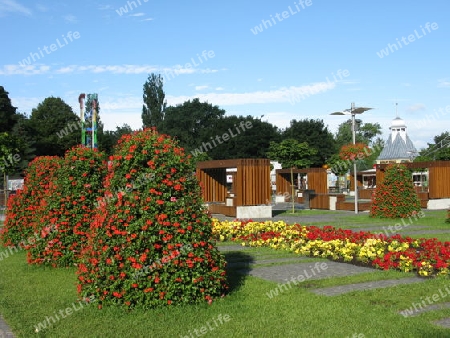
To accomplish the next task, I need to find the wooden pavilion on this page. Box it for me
[196,159,271,217]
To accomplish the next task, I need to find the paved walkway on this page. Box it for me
[311,277,426,296]
[0,315,14,338]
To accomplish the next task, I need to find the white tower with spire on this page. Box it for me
[376,103,417,164]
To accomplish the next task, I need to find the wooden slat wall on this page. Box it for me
[209,204,236,217]
[336,201,372,211]
[376,169,385,188]
[349,174,364,191]
[197,159,270,207]
[310,194,330,209]
[275,172,291,195]
[308,171,327,194]
[429,166,450,199]
[359,189,375,200]
[196,168,227,202]
[236,159,271,206]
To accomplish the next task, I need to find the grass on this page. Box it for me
[1,210,450,337]
[276,209,344,216]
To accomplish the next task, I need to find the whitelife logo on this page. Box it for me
[376,22,438,58]
[18,31,81,67]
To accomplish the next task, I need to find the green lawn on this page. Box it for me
[1,210,450,337]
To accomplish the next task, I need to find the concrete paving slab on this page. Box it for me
[236,260,375,284]
[312,277,426,296]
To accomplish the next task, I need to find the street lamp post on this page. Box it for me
[331,103,373,214]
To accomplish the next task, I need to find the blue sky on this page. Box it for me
[1,0,449,150]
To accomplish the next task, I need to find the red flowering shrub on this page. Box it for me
[339,143,370,161]
[77,128,227,309]
[370,164,421,218]
[0,156,61,247]
[26,146,107,267]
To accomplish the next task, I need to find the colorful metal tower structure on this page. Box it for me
[78,93,98,149]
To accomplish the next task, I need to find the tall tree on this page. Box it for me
[267,139,317,169]
[142,73,166,130]
[283,119,335,167]
[335,120,382,149]
[26,97,80,156]
[206,115,281,159]
[415,131,450,161]
[161,98,225,152]
[162,100,280,160]
[0,86,19,132]
[11,113,36,174]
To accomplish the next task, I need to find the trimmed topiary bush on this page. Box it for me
[0,156,61,248]
[77,128,228,309]
[370,164,421,218]
[26,146,107,267]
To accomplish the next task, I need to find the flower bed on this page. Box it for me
[212,219,450,277]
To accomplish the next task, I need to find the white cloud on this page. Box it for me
[35,4,48,12]
[0,64,50,75]
[195,85,209,91]
[63,14,78,23]
[215,87,224,91]
[98,4,112,10]
[437,79,450,88]
[406,103,426,113]
[0,64,223,76]
[10,96,42,114]
[130,12,145,17]
[167,82,336,106]
[263,112,294,130]
[0,0,32,16]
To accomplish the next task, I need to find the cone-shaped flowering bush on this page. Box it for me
[0,156,61,248]
[77,128,227,309]
[370,164,421,218]
[26,146,107,267]
[339,143,370,161]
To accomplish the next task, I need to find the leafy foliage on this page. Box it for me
[162,98,226,151]
[415,131,450,161]
[282,119,335,167]
[25,97,80,156]
[26,147,107,267]
[0,132,21,174]
[267,139,317,169]
[335,120,382,149]
[0,86,19,132]
[370,164,421,218]
[77,128,228,309]
[142,73,167,129]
